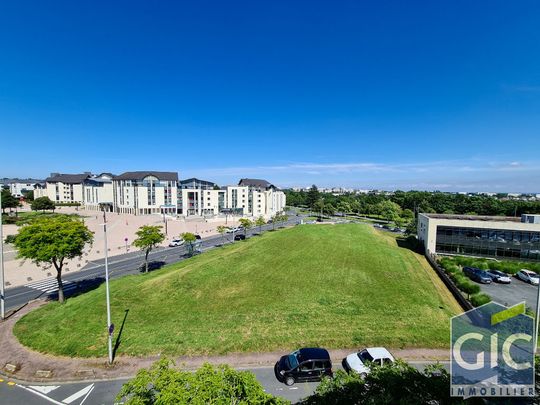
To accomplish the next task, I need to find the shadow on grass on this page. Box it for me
[396,236,423,254]
[48,276,106,301]
[139,261,166,273]
[113,309,129,361]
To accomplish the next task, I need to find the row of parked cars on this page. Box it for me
[274,347,394,386]
[463,266,539,286]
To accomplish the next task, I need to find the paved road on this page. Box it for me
[3,216,303,313]
[0,362,447,404]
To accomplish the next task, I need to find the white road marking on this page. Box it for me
[62,383,95,404]
[15,384,64,405]
[78,385,95,405]
[28,385,60,394]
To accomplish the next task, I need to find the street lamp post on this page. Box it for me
[102,210,113,364]
[0,192,5,320]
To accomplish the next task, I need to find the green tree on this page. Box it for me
[314,198,325,220]
[31,196,56,212]
[181,232,197,256]
[238,218,253,236]
[13,215,93,303]
[255,216,266,234]
[216,225,227,246]
[117,359,288,405]
[133,225,165,273]
[1,189,21,214]
[306,185,320,209]
[22,189,34,201]
[376,200,402,223]
[303,361,462,405]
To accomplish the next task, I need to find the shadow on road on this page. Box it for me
[139,260,166,273]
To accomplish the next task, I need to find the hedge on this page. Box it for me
[470,293,491,307]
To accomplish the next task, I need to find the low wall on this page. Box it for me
[425,251,473,312]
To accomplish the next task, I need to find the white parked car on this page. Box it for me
[516,269,539,285]
[168,238,185,247]
[343,347,395,376]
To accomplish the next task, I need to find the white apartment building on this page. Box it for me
[178,178,286,218]
[42,173,91,203]
[6,180,43,198]
[83,173,114,211]
[112,171,179,216]
[32,171,286,218]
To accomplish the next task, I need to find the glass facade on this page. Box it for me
[436,226,540,261]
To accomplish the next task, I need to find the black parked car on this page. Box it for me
[194,234,202,240]
[463,266,492,284]
[234,234,246,241]
[274,348,333,386]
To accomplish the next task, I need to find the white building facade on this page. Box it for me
[112,171,179,216]
[418,213,540,261]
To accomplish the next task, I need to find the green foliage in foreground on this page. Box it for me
[117,359,288,405]
[14,224,460,357]
[303,361,471,405]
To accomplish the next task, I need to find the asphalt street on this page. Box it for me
[0,362,448,404]
[479,275,539,310]
[3,216,303,313]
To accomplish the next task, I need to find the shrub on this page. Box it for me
[118,360,287,404]
[470,293,491,307]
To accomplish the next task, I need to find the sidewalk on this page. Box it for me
[0,300,450,384]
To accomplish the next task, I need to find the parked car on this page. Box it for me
[463,267,492,284]
[194,234,202,240]
[274,348,332,386]
[234,234,246,241]
[516,269,540,285]
[168,238,184,247]
[486,269,512,284]
[342,347,395,376]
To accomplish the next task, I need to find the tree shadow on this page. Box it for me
[139,260,166,273]
[48,276,106,300]
[112,309,129,361]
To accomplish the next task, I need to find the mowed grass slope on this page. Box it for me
[14,224,461,357]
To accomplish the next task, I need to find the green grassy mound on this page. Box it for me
[14,224,461,357]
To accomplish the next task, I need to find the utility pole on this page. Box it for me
[0,192,5,320]
[102,210,113,364]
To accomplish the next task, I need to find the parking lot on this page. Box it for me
[479,276,539,311]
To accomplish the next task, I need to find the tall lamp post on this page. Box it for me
[0,192,5,320]
[102,209,113,364]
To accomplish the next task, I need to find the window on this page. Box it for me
[314,361,326,370]
[300,362,313,372]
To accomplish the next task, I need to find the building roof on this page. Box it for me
[45,173,92,184]
[179,177,216,187]
[114,171,179,181]
[420,213,522,223]
[238,178,275,189]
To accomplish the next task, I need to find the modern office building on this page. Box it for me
[418,213,540,261]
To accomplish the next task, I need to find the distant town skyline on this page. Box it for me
[1,1,539,192]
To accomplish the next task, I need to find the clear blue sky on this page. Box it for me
[1,1,539,192]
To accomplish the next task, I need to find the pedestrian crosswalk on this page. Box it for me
[24,278,77,294]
